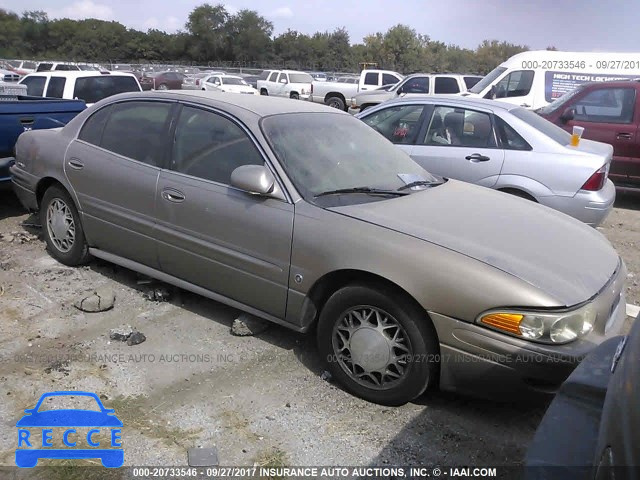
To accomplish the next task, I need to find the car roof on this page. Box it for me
[380,94,519,111]
[108,90,338,116]
[24,71,137,79]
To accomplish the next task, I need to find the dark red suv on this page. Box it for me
[537,80,640,193]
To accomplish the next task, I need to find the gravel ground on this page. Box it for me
[0,190,638,473]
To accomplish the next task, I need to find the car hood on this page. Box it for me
[329,180,619,306]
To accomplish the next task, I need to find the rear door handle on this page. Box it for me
[161,189,185,203]
[465,154,491,162]
[616,132,632,140]
[68,159,84,170]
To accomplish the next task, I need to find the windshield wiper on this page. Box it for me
[315,187,409,198]
[397,180,445,191]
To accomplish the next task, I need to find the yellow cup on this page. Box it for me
[571,126,585,147]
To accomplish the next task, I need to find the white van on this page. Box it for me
[463,51,640,109]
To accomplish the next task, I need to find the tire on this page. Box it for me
[260,89,268,96]
[326,96,345,111]
[290,92,300,100]
[157,84,168,90]
[41,185,90,266]
[317,283,439,406]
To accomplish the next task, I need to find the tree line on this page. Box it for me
[0,3,543,74]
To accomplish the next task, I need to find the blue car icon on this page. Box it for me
[16,391,123,468]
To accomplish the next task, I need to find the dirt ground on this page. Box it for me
[0,189,638,473]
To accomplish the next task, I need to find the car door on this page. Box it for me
[274,72,288,97]
[562,86,638,187]
[409,105,505,187]
[360,71,380,92]
[64,100,175,268]
[154,104,294,318]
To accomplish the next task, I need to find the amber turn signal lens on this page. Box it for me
[480,313,524,335]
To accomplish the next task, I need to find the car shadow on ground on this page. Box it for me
[615,192,640,211]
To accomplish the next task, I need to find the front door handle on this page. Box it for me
[616,132,632,140]
[520,103,531,108]
[465,153,490,162]
[68,159,84,170]
[161,189,185,203]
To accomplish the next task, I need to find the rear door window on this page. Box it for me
[73,76,141,103]
[100,101,173,166]
[268,72,278,82]
[364,72,379,86]
[20,76,47,96]
[423,106,496,148]
[434,77,460,94]
[46,77,66,98]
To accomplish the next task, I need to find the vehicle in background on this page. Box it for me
[19,71,142,106]
[0,96,86,183]
[336,77,359,83]
[200,75,258,95]
[138,71,184,91]
[109,64,135,72]
[183,73,218,90]
[538,80,640,194]
[463,50,640,110]
[358,95,616,226]
[309,72,328,81]
[5,60,38,76]
[525,311,640,479]
[241,74,261,89]
[309,69,404,111]
[256,70,313,100]
[348,73,483,114]
[10,91,627,406]
[36,62,81,72]
[0,69,21,83]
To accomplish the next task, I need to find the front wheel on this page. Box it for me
[157,83,168,90]
[317,284,439,406]
[260,89,268,96]
[290,92,300,100]
[41,185,90,266]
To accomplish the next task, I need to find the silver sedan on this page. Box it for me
[357,96,616,226]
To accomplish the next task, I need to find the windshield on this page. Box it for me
[261,113,437,203]
[468,66,507,94]
[222,77,246,85]
[289,73,314,84]
[537,85,587,115]
[511,107,572,145]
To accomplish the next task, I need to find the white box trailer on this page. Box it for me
[463,51,640,109]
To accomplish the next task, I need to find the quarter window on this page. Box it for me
[46,77,66,98]
[573,88,636,124]
[423,106,496,148]
[494,70,535,98]
[494,116,532,151]
[434,77,460,94]
[78,105,113,146]
[171,106,264,184]
[362,105,426,145]
[21,76,47,96]
[100,101,172,166]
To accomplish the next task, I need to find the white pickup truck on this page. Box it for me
[309,69,404,111]
[256,70,313,100]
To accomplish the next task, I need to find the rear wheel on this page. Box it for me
[317,284,439,406]
[326,96,345,111]
[41,185,90,266]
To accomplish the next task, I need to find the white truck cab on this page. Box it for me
[464,50,640,110]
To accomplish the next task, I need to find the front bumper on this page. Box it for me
[431,259,627,399]
[539,179,616,227]
[10,162,39,211]
[0,156,15,183]
[348,106,361,115]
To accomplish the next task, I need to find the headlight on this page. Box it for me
[477,303,595,344]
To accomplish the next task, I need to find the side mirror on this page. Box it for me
[230,165,275,195]
[489,85,497,99]
[560,107,575,123]
[396,86,404,95]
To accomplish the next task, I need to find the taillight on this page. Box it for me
[196,79,200,85]
[581,164,608,191]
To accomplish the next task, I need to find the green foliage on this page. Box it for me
[0,4,528,73]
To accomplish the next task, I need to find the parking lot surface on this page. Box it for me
[0,191,638,468]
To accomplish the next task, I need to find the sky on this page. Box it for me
[2,0,639,51]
